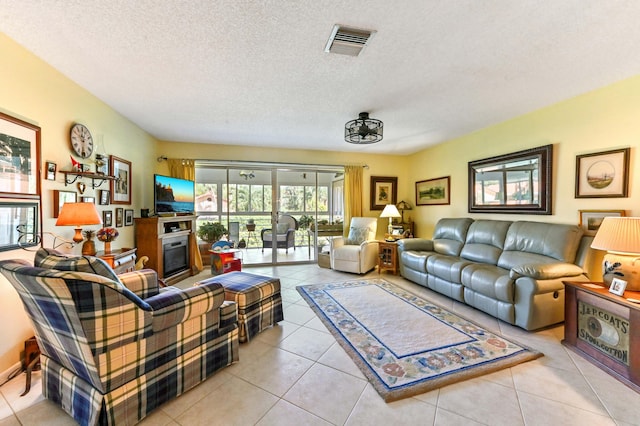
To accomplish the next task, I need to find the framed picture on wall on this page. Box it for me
[53,190,77,218]
[575,148,630,198]
[0,202,39,251]
[115,207,124,227]
[99,190,110,205]
[103,210,113,227]
[579,209,625,236]
[45,161,57,181]
[110,155,132,204]
[0,111,41,198]
[370,176,397,210]
[124,209,134,226]
[416,176,451,206]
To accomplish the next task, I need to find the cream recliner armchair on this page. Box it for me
[330,217,379,274]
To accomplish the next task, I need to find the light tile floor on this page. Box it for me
[2,264,640,425]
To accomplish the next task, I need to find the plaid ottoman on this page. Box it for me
[204,271,284,343]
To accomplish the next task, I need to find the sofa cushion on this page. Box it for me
[432,218,474,256]
[426,254,471,284]
[332,244,363,262]
[500,221,583,265]
[460,220,512,264]
[276,223,289,234]
[461,263,514,303]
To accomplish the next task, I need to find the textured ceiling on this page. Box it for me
[2,1,640,155]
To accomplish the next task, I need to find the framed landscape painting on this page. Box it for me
[370,176,397,210]
[575,148,629,198]
[579,209,625,236]
[416,176,450,206]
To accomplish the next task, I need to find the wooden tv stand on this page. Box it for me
[134,215,197,285]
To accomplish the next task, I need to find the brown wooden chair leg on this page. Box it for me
[21,354,40,396]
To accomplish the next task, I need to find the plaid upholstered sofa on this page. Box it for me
[0,248,239,425]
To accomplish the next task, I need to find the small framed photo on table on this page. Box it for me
[609,278,627,296]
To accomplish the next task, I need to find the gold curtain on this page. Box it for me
[166,159,203,273]
[167,159,196,180]
[343,165,363,236]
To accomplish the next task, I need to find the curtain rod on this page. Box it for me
[156,156,368,170]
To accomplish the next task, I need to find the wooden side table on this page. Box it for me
[378,240,398,275]
[97,247,137,275]
[563,281,640,393]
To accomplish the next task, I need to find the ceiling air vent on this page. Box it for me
[324,25,375,57]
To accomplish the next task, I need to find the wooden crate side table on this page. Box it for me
[97,247,137,275]
[378,240,398,275]
[563,281,640,393]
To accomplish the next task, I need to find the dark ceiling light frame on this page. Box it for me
[344,112,383,144]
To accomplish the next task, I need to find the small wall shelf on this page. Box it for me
[61,171,116,188]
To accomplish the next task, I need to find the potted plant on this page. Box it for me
[246,218,256,232]
[197,222,227,245]
[298,214,313,230]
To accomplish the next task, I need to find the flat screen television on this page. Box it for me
[154,174,195,214]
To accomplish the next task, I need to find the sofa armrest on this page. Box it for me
[330,236,346,250]
[510,263,586,280]
[145,281,225,332]
[118,269,161,299]
[397,238,434,253]
[360,240,379,248]
[360,240,379,257]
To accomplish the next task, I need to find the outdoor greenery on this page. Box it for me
[197,222,227,243]
[195,183,328,214]
[298,214,314,229]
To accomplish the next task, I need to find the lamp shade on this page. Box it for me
[591,217,640,291]
[396,200,412,211]
[591,217,640,254]
[380,204,401,218]
[56,203,103,226]
[56,202,103,245]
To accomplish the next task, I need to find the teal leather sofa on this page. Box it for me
[397,218,591,330]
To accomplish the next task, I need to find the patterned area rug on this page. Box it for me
[297,278,542,402]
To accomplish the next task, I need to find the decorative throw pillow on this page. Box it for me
[345,227,369,245]
[276,223,289,234]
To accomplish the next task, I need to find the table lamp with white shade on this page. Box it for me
[380,204,401,235]
[591,217,640,291]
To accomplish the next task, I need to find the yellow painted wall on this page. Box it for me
[0,33,157,372]
[408,75,639,239]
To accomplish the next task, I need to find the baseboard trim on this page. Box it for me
[0,361,22,385]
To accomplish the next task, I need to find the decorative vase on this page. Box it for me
[82,238,96,256]
[104,241,112,253]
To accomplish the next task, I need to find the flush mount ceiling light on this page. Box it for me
[344,112,383,144]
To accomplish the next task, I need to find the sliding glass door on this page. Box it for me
[195,163,343,266]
